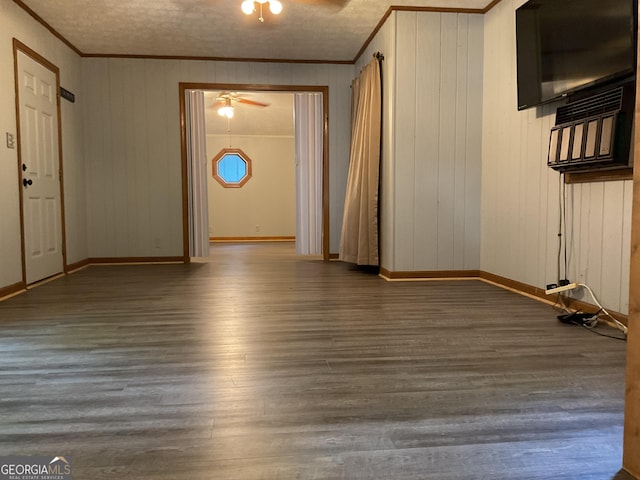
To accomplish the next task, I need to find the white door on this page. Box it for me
[17,50,64,284]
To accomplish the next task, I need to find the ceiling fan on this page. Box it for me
[241,0,347,22]
[211,92,269,118]
[239,0,349,9]
[179,0,349,13]
[293,0,349,7]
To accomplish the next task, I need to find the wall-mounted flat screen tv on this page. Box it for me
[516,0,637,111]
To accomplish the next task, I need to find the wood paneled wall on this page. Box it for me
[481,0,632,314]
[81,58,353,258]
[369,11,484,273]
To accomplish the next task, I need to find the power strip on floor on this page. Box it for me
[545,282,578,295]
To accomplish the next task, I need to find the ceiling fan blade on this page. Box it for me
[235,98,269,107]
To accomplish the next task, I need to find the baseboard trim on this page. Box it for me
[379,268,481,280]
[66,258,91,273]
[0,281,26,302]
[210,236,295,242]
[88,256,185,264]
[376,267,628,325]
[479,271,628,325]
[1,256,187,303]
[479,271,548,299]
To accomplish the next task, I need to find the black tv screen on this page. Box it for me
[516,0,637,110]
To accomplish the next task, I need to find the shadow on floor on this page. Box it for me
[611,470,637,480]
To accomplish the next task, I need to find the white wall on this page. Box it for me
[0,0,86,291]
[361,10,484,273]
[207,135,295,238]
[481,0,632,314]
[81,58,353,257]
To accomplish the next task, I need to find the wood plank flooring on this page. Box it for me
[0,243,631,479]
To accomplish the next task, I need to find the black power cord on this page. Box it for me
[579,322,627,341]
[556,173,570,285]
[557,311,627,341]
[557,311,597,326]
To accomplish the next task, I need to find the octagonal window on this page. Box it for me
[212,148,252,188]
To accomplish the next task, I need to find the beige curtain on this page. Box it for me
[339,57,382,265]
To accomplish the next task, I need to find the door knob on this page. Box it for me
[23,178,33,187]
[22,164,27,171]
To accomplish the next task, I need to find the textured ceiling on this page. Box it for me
[17,0,495,62]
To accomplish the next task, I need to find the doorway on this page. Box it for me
[204,90,296,243]
[179,83,330,260]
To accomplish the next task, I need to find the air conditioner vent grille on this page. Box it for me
[555,87,623,125]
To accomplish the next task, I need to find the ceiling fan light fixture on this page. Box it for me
[269,0,283,15]
[241,0,282,21]
[218,106,234,118]
[241,0,255,14]
[218,103,235,119]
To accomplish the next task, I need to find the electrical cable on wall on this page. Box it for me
[559,173,569,280]
[556,173,570,284]
[550,172,627,339]
[557,174,563,282]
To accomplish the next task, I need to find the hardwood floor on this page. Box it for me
[0,243,630,479]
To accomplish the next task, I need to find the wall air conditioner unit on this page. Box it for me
[547,82,635,173]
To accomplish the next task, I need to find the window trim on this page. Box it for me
[212,148,253,188]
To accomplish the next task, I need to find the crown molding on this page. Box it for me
[14,0,503,65]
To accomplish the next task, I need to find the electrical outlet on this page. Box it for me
[6,133,15,149]
[255,225,260,232]
[153,238,161,249]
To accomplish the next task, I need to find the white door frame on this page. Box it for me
[13,39,67,285]
[178,82,330,261]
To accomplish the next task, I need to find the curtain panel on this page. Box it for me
[339,58,382,266]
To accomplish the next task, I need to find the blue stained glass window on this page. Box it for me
[218,154,247,183]
[212,148,252,188]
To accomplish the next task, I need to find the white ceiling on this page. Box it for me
[18,0,495,62]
